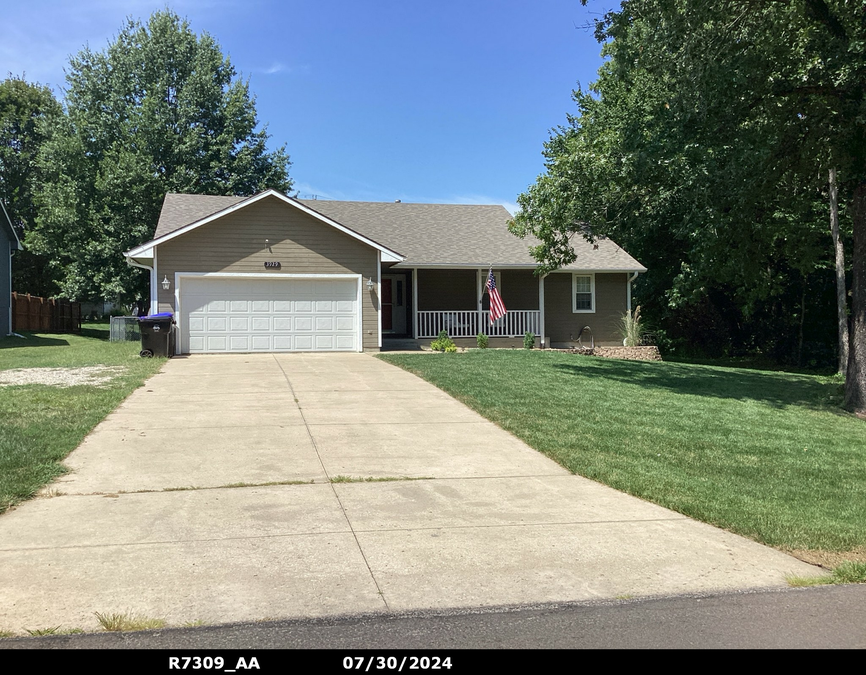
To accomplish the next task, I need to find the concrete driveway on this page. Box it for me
[0,353,821,633]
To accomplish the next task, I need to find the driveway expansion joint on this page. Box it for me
[0,529,362,554]
[272,355,391,612]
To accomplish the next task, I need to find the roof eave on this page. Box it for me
[0,201,22,250]
[390,262,647,272]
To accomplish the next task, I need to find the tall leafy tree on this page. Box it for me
[511,1,866,413]
[29,10,292,306]
[0,77,62,295]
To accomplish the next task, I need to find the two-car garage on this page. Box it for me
[178,275,361,353]
[125,190,403,354]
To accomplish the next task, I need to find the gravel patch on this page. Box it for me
[0,366,127,388]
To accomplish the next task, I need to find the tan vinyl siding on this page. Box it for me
[155,195,379,350]
[416,269,477,311]
[544,272,627,346]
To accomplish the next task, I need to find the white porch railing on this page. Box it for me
[417,310,541,339]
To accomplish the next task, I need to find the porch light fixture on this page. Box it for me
[161,275,170,291]
[366,277,375,291]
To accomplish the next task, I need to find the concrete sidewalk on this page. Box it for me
[0,354,822,634]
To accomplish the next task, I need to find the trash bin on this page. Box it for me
[139,312,175,358]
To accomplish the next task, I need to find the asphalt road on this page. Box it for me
[4,584,865,654]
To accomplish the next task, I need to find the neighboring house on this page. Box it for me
[1,201,23,336]
[125,189,646,354]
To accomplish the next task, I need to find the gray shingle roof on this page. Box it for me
[148,193,645,272]
[154,194,246,239]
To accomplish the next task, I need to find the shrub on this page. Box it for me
[524,332,535,350]
[619,305,644,347]
[476,333,488,349]
[431,330,457,353]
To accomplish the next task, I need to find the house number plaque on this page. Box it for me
[263,262,281,269]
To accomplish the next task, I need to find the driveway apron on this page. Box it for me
[0,354,822,632]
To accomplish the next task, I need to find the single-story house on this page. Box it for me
[124,189,646,354]
[1,201,23,336]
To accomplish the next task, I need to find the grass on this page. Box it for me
[378,350,866,554]
[329,475,432,483]
[788,562,866,587]
[23,626,84,636]
[23,626,61,636]
[161,479,315,492]
[0,324,164,513]
[94,611,166,632]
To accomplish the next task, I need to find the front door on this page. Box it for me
[382,274,407,334]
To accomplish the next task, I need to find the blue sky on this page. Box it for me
[1,0,614,213]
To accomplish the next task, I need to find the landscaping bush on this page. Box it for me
[523,332,535,350]
[476,333,488,349]
[431,330,457,353]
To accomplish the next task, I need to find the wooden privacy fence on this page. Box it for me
[11,293,82,333]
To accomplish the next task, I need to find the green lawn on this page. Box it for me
[0,324,164,512]
[378,350,866,554]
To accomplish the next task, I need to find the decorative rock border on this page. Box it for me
[558,346,663,361]
[594,346,663,361]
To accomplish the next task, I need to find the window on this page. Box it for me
[572,274,595,313]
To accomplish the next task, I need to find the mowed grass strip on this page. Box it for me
[0,325,164,512]
[378,351,866,553]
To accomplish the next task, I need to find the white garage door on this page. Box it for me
[180,276,359,353]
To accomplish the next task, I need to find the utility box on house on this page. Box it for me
[139,313,175,358]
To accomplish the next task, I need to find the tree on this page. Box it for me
[511,1,866,413]
[28,10,292,306]
[0,76,63,295]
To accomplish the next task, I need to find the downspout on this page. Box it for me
[2,200,22,335]
[538,272,546,348]
[7,244,15,336]
[125,254,155,315]
[627,271,639,313]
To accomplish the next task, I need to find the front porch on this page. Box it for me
[380,267,546,345]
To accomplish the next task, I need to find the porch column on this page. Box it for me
[476,268,484,335]
[377,251,382,348]
[412,267,419,339]
[539,273,546,348]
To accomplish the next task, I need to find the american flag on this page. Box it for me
[486,268,507,324]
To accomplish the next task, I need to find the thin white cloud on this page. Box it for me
[1,0,256,90]
[291,183,341,201]
[251,62,309,76]
[289,185,519,213]
[438,194,520,215]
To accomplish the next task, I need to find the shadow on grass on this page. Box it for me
[665,354,836,376]
[552,358,845,412]
[0,334,70,349]
[80,326,109,341]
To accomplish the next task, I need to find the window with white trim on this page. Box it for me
[572,274,595,313]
